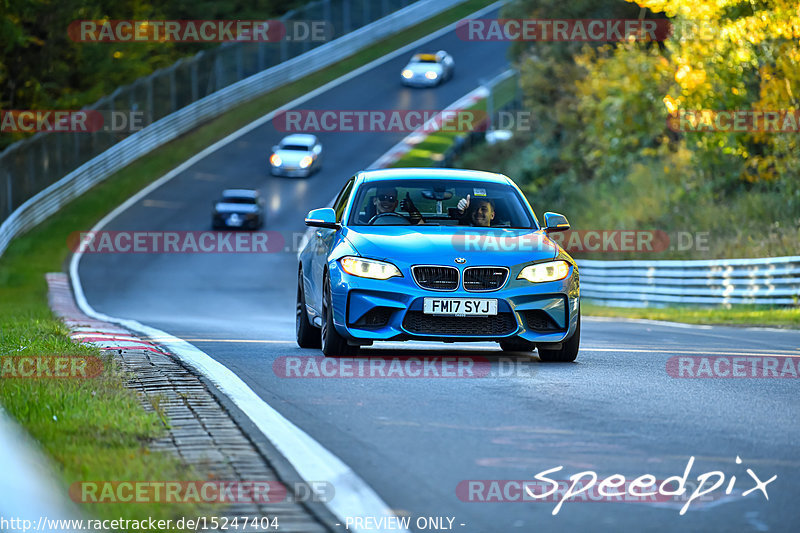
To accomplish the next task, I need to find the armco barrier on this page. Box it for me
[577,256,800,307]
[0,408,84,529]
[0,0,471,258]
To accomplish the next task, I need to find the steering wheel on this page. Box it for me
[368,212,412,225]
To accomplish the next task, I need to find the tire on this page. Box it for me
[499,338,535,353]
[538,313,580,362]
[321,275,358,357]
[296,271,321,348]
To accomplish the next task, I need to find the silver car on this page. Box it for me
[400,51,455,87]
[269,134,323,177]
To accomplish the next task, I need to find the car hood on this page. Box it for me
[274,149,311,163]
[404,62,443,74]
[214,202,259,214]
[342,226,558,266]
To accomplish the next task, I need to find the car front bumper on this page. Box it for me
[401,75,439,87]
[270,165,312,177]
[212,214,261,229]
[327,264,580,345]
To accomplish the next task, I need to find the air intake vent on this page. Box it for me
[412,266,459,291]
[523,310,565,332]
[402,312,517,336]
[463,267,509,291]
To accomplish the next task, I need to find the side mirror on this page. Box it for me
[544,212,570,233]
[305,207,340,230]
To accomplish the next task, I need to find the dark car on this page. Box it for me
[212,189,264,230]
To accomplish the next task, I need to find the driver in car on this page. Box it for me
[371,186,423,224]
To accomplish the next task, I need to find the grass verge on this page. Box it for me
[0,0,497,522]
[0,319,211,523]
[583,302,799,328]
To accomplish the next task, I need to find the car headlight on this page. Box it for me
[299,155,313,168]
[270,154,282,166]
[425,71,438,80]
[402,69,413,79]
[340,257,402,280]
[517,260,570,283]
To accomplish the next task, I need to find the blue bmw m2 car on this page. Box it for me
[296,168,580,361]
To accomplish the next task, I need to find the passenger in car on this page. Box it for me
[456,194,496,227]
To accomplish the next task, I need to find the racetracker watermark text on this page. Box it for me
[70,480,334,503]
[1,356,103,379]
[69,231,286,253]
[456,19,670,41]
[274,356,542,378]
[69,230,713,254]
[667,110,800,133]
[667,356,800,378]
[68,20,332,43]
[1,110,146,133]
[451,230,709,254]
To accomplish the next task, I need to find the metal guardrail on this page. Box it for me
[0,408,85,530]
[577,256,800,307]
[0,0,466,258]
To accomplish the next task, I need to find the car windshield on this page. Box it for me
[348,179,537,228]
[220,197,256,204]
[280,144,311,151]
[412,54,438,63]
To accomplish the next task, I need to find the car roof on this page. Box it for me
[412,53,439,61]
[357,168,513,186]
[221,189,258,198]
[280,133,317,145]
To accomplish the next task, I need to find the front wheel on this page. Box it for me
[537,313,580,363]
[321,276,359,357]
[296,271,321,348]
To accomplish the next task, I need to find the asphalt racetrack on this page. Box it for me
[77,12,800,533]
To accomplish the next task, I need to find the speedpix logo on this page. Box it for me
[458,456,776,515]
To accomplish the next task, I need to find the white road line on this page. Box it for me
[585,315,799,333]
[69,3,506,531]
[584,316,714,329]
[581,348,800,358]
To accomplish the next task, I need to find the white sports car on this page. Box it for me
[269,134,323,177]
[400,51,455,87]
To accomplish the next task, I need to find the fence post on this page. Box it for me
[27,147,36,201]
[146,76,154,123]
[257,41,266,71]
[55,132,63,179]
[342,0,351,34]
[5,171,12,218]
[323,0,332,26]
[215,53,224,92]
[236,44,244,81]
[191,57,199,102]
[170,66,177,112]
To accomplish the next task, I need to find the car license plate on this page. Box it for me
[423,298,497,316]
